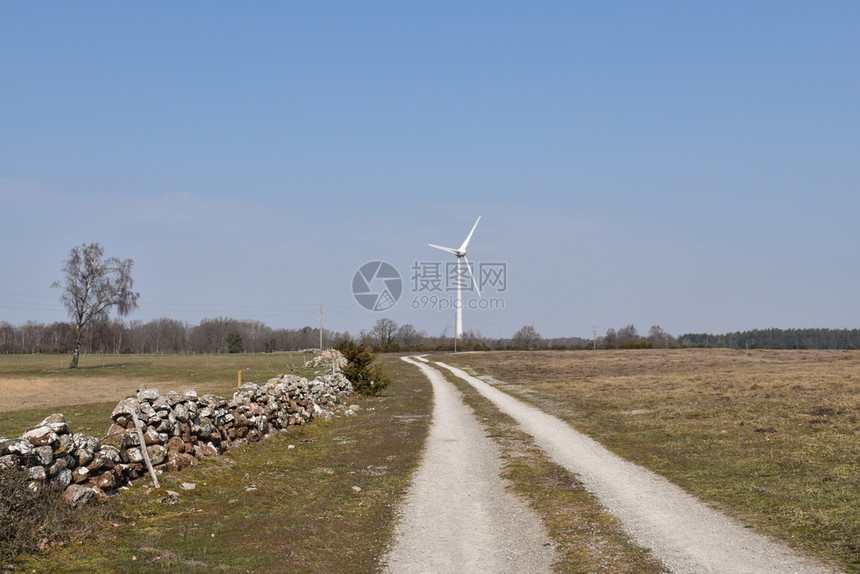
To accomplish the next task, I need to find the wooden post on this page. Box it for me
[238,370,242,388]
[130,408,159,489]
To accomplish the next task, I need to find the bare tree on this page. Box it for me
[648,325,676,348]
[85,317,128,354]
[370,318,399,350]
[44,321,75,353]
[397,323,418,347]
[20,320,45,354]
[239,320,270,353]
[53,243,139,368]
[603,328,617,348]
[616,324,640,346]
[0,321,16,353]
[512,324,540,349]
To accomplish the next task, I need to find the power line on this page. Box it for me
[0,292,58,299]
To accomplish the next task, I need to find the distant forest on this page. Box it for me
[0,316,587,355]
[677,328,860,350]
[0,317,342,355]
[2,318,859,354]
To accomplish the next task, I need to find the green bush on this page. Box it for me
[336,340,390,396]
[225,330,244,353]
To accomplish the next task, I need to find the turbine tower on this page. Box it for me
[429,216,481,339]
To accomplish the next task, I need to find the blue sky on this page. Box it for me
[2,2,859,339]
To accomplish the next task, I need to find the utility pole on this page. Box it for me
[318,304,324,351]
[592,325,599,350]
[529,322,535,351]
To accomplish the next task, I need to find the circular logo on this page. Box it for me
[352,261,402,311]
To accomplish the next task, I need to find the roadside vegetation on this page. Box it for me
[0,465,114,562]
[1,353,431,572]
[337,340,391,396]
[442,348,859,573]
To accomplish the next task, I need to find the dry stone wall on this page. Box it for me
[0,372,353,507]
[304,349,348,370]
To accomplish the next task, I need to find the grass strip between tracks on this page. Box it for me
[431,359,669,574]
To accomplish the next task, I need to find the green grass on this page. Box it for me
[3,354,432,573]
[0,403,117,438]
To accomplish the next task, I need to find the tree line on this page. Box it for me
[677,328,860,350]
[4,318,860,355]
[0,317,347,355]
[355,319,677,352]
[0,317,650,355]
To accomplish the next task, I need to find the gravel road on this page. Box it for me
[382,357,557,574]
[434,360,840,574]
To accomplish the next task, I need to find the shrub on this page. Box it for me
[225,330,244,353]
[0,466,86,561]
[336,340,390,396]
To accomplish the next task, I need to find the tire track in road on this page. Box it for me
[382,357,556,574]
[435,360,839,574]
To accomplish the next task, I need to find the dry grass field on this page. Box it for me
[0,353,318,438]
[442,348,860,573]
[0,353,314,412]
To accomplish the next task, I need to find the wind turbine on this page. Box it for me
[429,216,481,339]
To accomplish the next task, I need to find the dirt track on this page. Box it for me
[383,357,556,574]
[432,359,839,574]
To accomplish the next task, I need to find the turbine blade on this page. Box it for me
[428,243,458,255]
[458,216,482,253]
[463,255,481,297]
